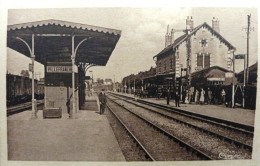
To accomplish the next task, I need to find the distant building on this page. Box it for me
[237,62,258,86]
[236,62,258,109]
[104,78,113,85]
[37,78,45,95]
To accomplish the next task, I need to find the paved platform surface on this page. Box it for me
[112,92,255,126]
[7,108,125,161]
[81,94,99,111]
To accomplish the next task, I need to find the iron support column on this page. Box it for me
[232,50,235,108]
[31,34,37,119]
[71,35,76,119]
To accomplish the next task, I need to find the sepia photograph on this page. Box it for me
[1,2,260,166]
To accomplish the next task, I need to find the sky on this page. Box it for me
[7,8,258,82]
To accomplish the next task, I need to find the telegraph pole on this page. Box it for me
[246,14,251,85]
[186,28,191,102]
[242,14,253,108]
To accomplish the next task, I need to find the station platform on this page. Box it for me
[7,97,125,161]
[112,92,255,127]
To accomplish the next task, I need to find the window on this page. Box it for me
[170,58,173,70]
[197,53,210,69]
[197,54,203,67]
[204,54,210,68]
[158,62,161,73]
[164,60,167,72]
[199,39,208,47]
[176,51,179,59]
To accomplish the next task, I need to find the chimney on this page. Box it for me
[165,25,173,47]
[186,16,194,30]
[170,29,174,44]
[212,17,220,33]
[165,25,169,47]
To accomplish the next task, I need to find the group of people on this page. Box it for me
[184,87,228,105]
[80,86,230,116]
[163,87,230,108]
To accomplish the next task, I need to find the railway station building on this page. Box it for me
[7,19,121,118]
[151,16,236,102]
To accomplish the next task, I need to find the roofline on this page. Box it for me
[238,62,258,75]
[7,19,121,36]
[191,65,230,76]
[154,22,236,59]
[199,22,236,50]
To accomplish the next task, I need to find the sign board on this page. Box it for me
[235,54,245,59]
[207,77,225,81]
[29,64,33,72]
[47,66,72,73]
[85,76,91,80]
[165,77,173,80]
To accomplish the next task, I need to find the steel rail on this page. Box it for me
[108,92,254,136]
[7,101,44,116]
[138,99,254,134]
[108,93,253,152]
[106,104,155,161]
[107,96,213,160]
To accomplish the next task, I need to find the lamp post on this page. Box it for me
[232,50,236,108]
[71,36,89,118]
[113,74,116,92]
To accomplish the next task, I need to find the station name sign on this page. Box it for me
[207,77,225,81]
[47,66,72,73]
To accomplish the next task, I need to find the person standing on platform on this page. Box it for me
[221,89,226,105]
[182,89,186,104]
[175,92,180,107]
[208,88,212,104]
[195,89,199,104]
[98,89,107,114]
[200,88,205,105]
[166,88,170,105]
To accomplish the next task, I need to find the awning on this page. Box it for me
[7,19,121,66]
[191,66,236,86]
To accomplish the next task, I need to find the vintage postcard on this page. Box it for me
[0,1,259,166]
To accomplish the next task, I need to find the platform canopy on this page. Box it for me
[7,19,121,66]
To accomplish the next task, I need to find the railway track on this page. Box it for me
[108,92,253,136]
[109,92,254,133]
[106,104,155,161]
[7,100,44,116]
[107,96,213,161]
[107,93,253,159]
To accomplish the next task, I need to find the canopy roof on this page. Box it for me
[7,19,121,66]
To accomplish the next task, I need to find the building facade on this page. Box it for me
[155,17,236,79]
[152,17,238,103]
[155,17,236,88]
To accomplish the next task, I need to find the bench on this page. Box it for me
[43,107,62,119]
